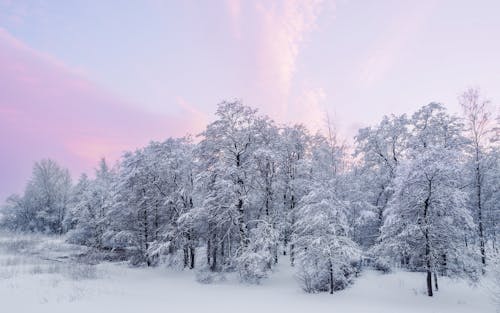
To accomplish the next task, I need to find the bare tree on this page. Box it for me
[460,88,492,270]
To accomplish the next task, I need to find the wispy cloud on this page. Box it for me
[255,0,325,117]
[224,0,327,122]
[291,86,327,132]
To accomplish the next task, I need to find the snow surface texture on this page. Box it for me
[0,233,497,313]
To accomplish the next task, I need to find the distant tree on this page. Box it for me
[2,159,72,234]
[106,138,195,266]
[460,88,495,269]
[1,194,31,231]
[66,159,114,248]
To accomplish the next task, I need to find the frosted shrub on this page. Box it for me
[0,235,38,254]
[488,252,500,309]
[30,264,44,274]
[129,251,149,267]
[294,184,360,294]
[236,250,270,284]
[46,263,62,274]
[159,249,185,269]
[373,257,392,274]
[195,263,226,284]
[296,261,329,293]
[236,223,277,284]
[65,263,99,280]
[66,227,92,246]
[297,256,356,293]
[1,256,23,267]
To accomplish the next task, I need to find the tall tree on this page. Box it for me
[195,101,272,278]
[378,103,475,297]
[276,125,311,265]
[460,88,494,269]
[354,114,409,246]
[294,130,359,294]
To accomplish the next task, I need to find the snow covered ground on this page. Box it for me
[0,232,497,313]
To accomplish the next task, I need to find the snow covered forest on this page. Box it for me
[1,88,499,305]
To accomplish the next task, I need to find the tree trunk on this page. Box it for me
[183,246,189,268]
[434,272,438,291]
[426,270,433,297]
[207,237,211,266]
[478,207,486,270]
[441,254,447,276]
[476,149,486,272]
[274,244,278,264]
[154,204,159,241]
[189,245,195,269]
[329,260,334,294]
[143,205,150,267]
[424,182,433,297]
[211,244,217,271]
[237,198,248,248]
[290,195,296,266]
[221,239,225,266]
[210,233,218,271]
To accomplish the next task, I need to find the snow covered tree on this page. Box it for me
[64,173,90,232]
[146,138,196,268]
[1,159,72,234]
[487,251,500,308]
[195,101,267,274]
[460,88,496,270]
[354,114,409,246]
[105,138,195,266]
[193,101,289,282]
[236,220,279,283]
[377,103,476,297]
[249,117,281,264]
[66,159,115,248]
[3,96,495,296]
[0,194,31,231]
[28,159,72,234]
[482,147,500,254]
[275,125,312,265]
[294,183,359,294]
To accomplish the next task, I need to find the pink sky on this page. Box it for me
[1,0,499,201]
[0,28,204,199]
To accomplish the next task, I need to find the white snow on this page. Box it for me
[0,233,496,313]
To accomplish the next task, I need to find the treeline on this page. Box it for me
[2,89,499,295]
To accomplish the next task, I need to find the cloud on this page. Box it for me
[290,87,327,132]
[223,0,327,122]
[0,28,201,200]
[255,0,324,117]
